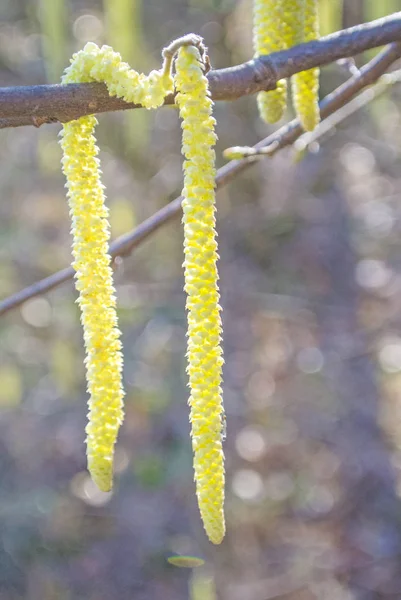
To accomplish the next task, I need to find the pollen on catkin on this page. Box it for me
[60,43,174,492]
[291,0,320,131]
[174,44,225,545]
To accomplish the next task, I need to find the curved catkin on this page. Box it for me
[253,0,303,124]
[291,0,320,131]
[60,43,173,492]
[62,43,173,109]
[174,45,225,545]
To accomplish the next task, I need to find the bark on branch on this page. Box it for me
[0,12,401,129]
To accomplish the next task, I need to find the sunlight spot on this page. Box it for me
[232,469,263,501]
[297,346,324,374]
[21,297,52,328]
[235,427,266,462]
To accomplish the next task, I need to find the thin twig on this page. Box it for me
[0,42,400,317]
[294,69,401,153]
[1,13,401,128]
[225,46,401,159]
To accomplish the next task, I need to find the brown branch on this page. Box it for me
[1,42,400,317]
[1,13,401,129]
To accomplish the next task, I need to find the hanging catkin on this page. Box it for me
[60,42,174,492]
[253,0,303,123]
[291,0,320,131]
[175,44,225,545]
[60,38,225,543]
[253,0,320,131]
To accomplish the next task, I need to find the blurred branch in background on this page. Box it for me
[1,41,400,317]
[320,0,343,36]
[103,0,149,151]
[37,0,68,83]
[104,0,144,68]
[342,0,364,29]
[1,12,401,128]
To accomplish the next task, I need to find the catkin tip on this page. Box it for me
[88,458,113,492]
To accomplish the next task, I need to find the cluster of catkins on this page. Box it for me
[254,0,320,131]
[60,37,225,545]
[59,1,320,546]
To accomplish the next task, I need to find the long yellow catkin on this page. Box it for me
[253,0,287,123]
[60,116,124,492]
[291,0,320,131]
[60,43,173,492]
[175,45,225,545]
[253,0,303,124]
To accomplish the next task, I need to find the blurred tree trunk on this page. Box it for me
[296,174,401,598]
[342,0,364,28]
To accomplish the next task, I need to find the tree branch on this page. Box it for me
[294,68,401,154]
[0,13,401,129]
[1,42,400,317]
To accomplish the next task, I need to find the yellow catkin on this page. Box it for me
[60,117,123,492]
[175,45,225,545]
[253,0,303,124]
[291,0,320,131]
[253,0,286,123]
[60,39,226,542]
[60,43,173,492]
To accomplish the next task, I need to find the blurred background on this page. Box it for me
[1,0,401,598]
